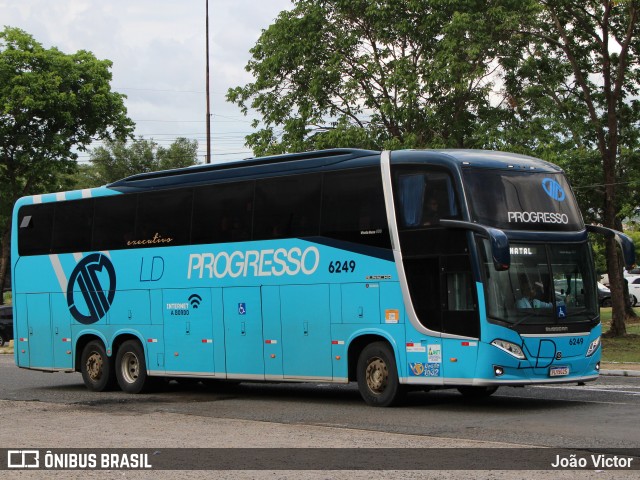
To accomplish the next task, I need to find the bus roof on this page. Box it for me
[107,148,380,192]
[106,148,563,193]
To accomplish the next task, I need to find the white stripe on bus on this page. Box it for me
[49,254,68,293]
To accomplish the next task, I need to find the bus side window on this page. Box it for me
[52,200,94,254]
[321,168,390,248]
[191,181,254,245]
[18,203,55,256]
[394,168,459,229]
[253,174,321,241]
[135,189,192,247]
[92,195,137,251]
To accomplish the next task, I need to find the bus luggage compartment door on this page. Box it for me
[163,289,215,375]
[26,293,53,369]
[223,287,264,379]
[280,284,332,380]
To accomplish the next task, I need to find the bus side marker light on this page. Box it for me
[147,339,158,343]
[335,356,341,361]
[202,339,213,343]
[66,350,72,355]
[450,358,458,363]
[174,352,179,357]
[270,354,276,359]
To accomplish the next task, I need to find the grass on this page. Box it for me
[600,307,640,364]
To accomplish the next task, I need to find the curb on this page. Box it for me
[600,369,640,377]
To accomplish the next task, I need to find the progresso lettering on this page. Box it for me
[507,211,569,224]
[188,246,320,279]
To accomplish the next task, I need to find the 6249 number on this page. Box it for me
[328,260,356,273]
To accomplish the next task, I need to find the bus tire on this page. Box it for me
[457,386,498,399]
[357,341,404,407]
[80,340,116,392]
[115,340,150,394]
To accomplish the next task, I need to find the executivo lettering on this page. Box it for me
[188,246,320,279]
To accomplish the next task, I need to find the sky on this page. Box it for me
[1,0,294,164]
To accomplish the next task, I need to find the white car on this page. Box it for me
[628,277,640,306]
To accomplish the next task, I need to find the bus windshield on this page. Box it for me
[479,241,598,325]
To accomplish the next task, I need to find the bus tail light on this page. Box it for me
[586,337,601,357]
[491,339,526,360]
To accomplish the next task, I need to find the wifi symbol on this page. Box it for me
[188,294,202,309]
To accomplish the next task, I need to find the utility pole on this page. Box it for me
[205,0,211,164]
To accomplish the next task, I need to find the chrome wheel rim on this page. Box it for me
[121,352,140,384]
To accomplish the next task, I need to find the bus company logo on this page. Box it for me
[542,178,566,202]
[66,253,117,324]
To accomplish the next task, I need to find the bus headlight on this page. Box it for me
[586,337,601,357]
[491,339,526,360]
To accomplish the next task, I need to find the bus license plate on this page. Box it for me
[549,366,569,377]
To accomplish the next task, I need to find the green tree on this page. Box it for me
[0,27,134,299]
[78,137,199,188]
[228,0,526,155]
[504,0,640,335]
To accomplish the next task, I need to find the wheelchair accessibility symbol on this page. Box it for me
[238,303,246,315]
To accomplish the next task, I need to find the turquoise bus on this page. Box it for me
[11,149,635,406]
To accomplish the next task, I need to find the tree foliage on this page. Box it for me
[230,0,640,335]
[505,0,640,335]
[228,0,529,156]
[0,27,134,298]
[77,137,199,188]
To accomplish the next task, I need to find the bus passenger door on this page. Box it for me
[26,293,53,369]
[222,287,264,379]
[280,284,332,380]
[163,289,215,375]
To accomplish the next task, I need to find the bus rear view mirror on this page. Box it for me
[586,225,636,270]
[440,219,510,271]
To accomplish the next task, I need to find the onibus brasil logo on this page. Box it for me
[66,253,116,324]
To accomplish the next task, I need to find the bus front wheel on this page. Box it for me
[80,340,116,392]
[115,340,150,394]
[356,342,404,407]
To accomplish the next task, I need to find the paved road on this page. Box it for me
[1,355,639,450]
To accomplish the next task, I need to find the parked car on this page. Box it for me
[598,282,612,307]
[0,305,13,347]
[628,277,640,306]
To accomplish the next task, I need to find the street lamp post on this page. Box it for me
[205,0,211,164]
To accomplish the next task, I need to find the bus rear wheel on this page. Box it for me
[115,340,150,394]
[357,342,404,407]
[80,340,116,392]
